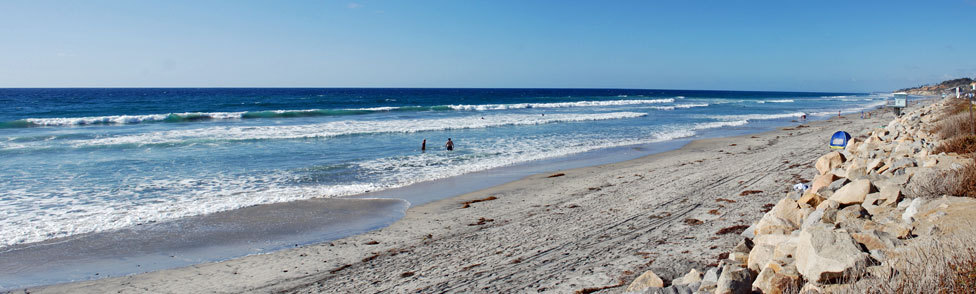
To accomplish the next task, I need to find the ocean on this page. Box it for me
[0,88,889,287]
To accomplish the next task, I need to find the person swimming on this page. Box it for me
[445,138,454,151]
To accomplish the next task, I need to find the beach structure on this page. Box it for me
[892,92,908,115]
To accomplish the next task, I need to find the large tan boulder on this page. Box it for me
[878,184,902,206]
[673,268,702,285]
[828,179,872,205]
[798,192,824,207]
[748,234,792,271]
[810,173,837,193]
[753,263,802,294]
[851,230,898,251]
[815,151,845,175]
[754,198,805,236]
[794,225,871,283]
[626,270,664,292]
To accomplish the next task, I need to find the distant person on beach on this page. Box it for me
[445,138,454,151]
[422,139,426,152]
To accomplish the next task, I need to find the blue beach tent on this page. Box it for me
[829,131,851,149]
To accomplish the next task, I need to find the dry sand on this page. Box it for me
[29,110,895,294]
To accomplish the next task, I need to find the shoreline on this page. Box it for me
[22,103,906,293]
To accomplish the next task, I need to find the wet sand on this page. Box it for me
[26,109,897,294]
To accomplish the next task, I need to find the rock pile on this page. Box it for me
[626,100,976,294]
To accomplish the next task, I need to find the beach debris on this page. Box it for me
[739,190,763,196]
[684,218,704,225]
[460,196,497,208]
[468,217,494,226]
[716,225,750,235]
[547,173,566,178]
[329,264,352,274]
[716,198,736,203]
[400,271,415,278]
[364,240,379,245]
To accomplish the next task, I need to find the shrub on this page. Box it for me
[907,163,976,198]
[934,135,976,155]
[932,112,974,140]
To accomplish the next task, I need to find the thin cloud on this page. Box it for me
[347,2,362,9]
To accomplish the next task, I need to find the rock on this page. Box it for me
[878,184,902,206]
[846,167,868,180]
[714,265,754,294]
[673,269,702,285]
[831,205,868,229]
[798,192,824,207]
[748,234,792,272]
[729,252,749,265]
[828,179,872,205]
[891,158,916,171]
[627,270,665,292]
[740,223,756,239]
[752,264,802,294]
[815,152,845,175]
[902,198,924,223]
[794,224,872,283]
[703,267,720,283]
[732,239,753,254]
[851,230,898,251]
[810,174,837,193]
[755,197,805,236]
[827,178,849,191]
[802,209,824,230]
[865,158,883,171]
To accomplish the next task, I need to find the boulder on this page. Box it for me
[731,239,753,254]
[748,234,792,272]
[878,184,902,206]
[715,265,754,294]
[755,197,805,236]
[797,191,824,207]
[794,224,872,283]
[752,264,802,294]
[828,179,872,205]
[902,198,924,223]
[827,178,849,191]
[626,270,664,292]
[815,152,845,175]
[832,205,868,228]
[850,230,899,251]
[810,174,837,193]
[673,269,702,285]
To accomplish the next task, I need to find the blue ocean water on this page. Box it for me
[0,88,888,249]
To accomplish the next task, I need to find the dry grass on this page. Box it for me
[907,163,976,198]
[838,234,976,294]
[934,135,976,155]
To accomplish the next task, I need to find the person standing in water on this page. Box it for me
[445,138,454,151]
[421,139,426,152]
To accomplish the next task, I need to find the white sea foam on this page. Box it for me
[74,112,648,147]
[645,103,710,111]
[756,99,794,104]
[708,112,806,121]
[446,99,674,111]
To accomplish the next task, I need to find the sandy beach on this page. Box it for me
[26,108,896,294]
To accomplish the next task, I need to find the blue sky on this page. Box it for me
[1,1,974,92]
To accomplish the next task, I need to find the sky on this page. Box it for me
[0,1,974,92]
